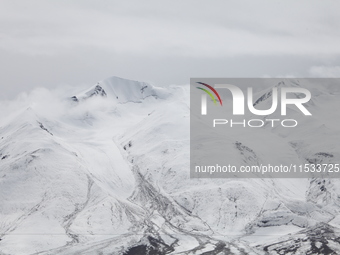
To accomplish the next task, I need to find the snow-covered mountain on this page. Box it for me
[0,77,340,254]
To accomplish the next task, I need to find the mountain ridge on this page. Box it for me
[0,77,340,254]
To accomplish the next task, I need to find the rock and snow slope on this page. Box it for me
[0,76,340,254]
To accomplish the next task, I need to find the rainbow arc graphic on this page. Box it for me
[196,82,223,106]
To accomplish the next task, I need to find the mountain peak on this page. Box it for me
[72,76,168,103]
[253,79,302,107]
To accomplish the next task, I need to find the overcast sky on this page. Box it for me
[1,0,340,99]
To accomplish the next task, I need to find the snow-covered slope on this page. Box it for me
[0,77,340,254]
[72,76,169,103]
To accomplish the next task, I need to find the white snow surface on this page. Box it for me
[0,76,339,254]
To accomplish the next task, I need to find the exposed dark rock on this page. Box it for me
[261,223,340,255]
[38,122,53,136]
[124,236,174,255]
[71,96,78,102]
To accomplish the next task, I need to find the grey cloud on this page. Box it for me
[1,0,340,99]
[309,66,340,78]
